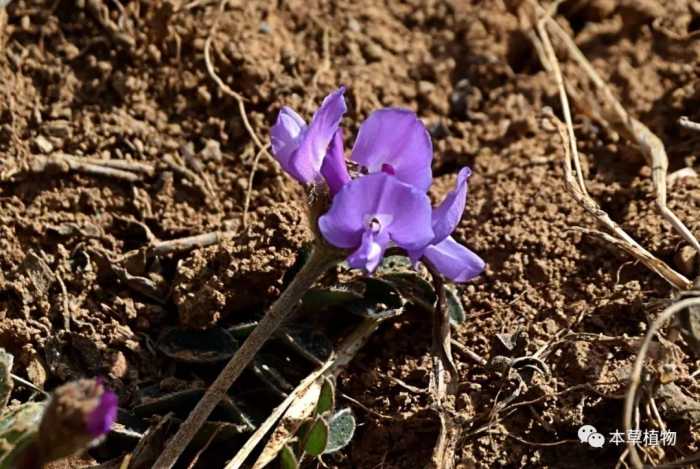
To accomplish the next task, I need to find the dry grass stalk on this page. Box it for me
[532,9,691,290]
[530,0,700,258]
[623,297,700,469]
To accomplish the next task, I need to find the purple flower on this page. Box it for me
[319,172,434,273]
[270,87,347,184]
[86,388,118,438]
[351,108,433,192]
[409,167,485,282]
[270,85,484,282]
[320,128,351,195]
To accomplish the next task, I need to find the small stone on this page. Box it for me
[348,17,361,32]
[418,80,435,96]
[674,245,697,277]
[35,135,54,154]
[45,120,71,138]
[27,357,47,387]
[62,42,80,60]
[201,139,222,162]
[109,351,128,379]
[197,86,211,104]
[147,44,161,62]
[363,41,383,61]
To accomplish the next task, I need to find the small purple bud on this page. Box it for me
[86,388,118,438]
[37,379,118,463]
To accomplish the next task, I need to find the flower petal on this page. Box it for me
[86,389,118,438]
[290,87,347,183]
[431,167,471,243]
[423,236,485,283]
[351,108,433,191]
[270,106,307,175]
[320,128,350,195]
[318,172,434,253]
[347,229,390,273]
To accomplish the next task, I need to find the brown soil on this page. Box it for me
[1,0,700,468]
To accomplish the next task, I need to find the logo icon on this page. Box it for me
[578,425,605,448]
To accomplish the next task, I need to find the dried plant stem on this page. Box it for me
[29,154,144,182]
[534,15,691,290]
[425,263,460,469]
[154,244,341,468]
[152,230,236,255]
[451,339,488,367]
[624,297,700,469]
[679,116,700,132]
[532,1,700,257]
[242,143,269,230]
[230,317,383,469]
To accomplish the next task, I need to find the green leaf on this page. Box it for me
[0,402,44,466]
[345,278,405,320]
[376,255,414,274]
[303,417,329,456]
[302,287,362,314]
[381,272,436,312]
[157,327,238,364]
[316,377,335,415]
[324,408,356,454]
[0,350,13,410]
[279,444,298,469]
[444,285,466,325]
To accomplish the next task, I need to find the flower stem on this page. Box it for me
[154,243,341,468]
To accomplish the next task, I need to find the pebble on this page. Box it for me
[45,120,71,138]
[363,42,383,61]
[348,17,361,33]
[418,80,435,96]
[674,245,697,277]
[201,139,222,162]
[27,358,47,387]
[34,135,54,154]
[109,351,128,379]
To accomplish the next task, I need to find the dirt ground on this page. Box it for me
[1,0,700,467]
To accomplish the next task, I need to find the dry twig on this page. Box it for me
[27,153,145,182]
[679,116,700,132]
[450,339,488,367]
[151,230,237,256]
[531,0,700,257]
[624,297,700,469]
[241,143,269,230]
[236,317,384,469]
[425,263,460,469]
[533,14,691,290]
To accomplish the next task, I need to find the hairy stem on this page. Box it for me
[154,244,341,468]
